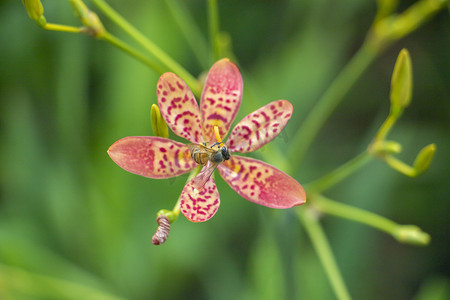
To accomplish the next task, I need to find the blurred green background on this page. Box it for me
[1,0,449,299]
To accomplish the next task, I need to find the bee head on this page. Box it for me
[221,146,231,160]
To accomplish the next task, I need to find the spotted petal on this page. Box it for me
[157,73,203,143]
[227,100,293,153]
[108,136,196,178]
[180,176,220,222]
[217,155,306,208]
[201,58,243,142]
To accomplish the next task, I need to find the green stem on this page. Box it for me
[90,0,202,96]
[0,264,124,300]
[312,194,398,235]
[297,208,351,300]
[286,42,379,173]
[171,168,200,219]
[44,23,83,33]
[307,151,373,193]
[164,0,209,69]
[207,0,220,61]
[383,155,417,177]
[374,113,398,142]
[100,32,165,74]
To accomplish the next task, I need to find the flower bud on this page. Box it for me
[413,143,436,176]
[151,104,169,138]
[22,0,47,27]
[390,49,413,115]
[394,225,430,246]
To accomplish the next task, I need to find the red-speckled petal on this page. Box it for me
[200,59,243,142]
[217,155,306,208]
[108,136,197,178]
[227,100,293,153]
[180,176,220,222]
[157,73,202,143]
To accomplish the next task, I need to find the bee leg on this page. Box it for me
[210,142,220,148]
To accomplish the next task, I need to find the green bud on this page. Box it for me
[69,0,105,37]
[22,0,47,27]
[22,0,43,20]
[394,225,430,246]
[151,104,169,138]
[413,143,436,176]
[390,49,413,115]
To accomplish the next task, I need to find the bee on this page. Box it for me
[188,142,231,189]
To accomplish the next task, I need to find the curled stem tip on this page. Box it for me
[152,215,171,245]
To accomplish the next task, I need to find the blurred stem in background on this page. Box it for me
[89,0,202,96]
[310,195,431,246]
[297,209,351,300]
[207,0,220,62]
[286,0,447,173]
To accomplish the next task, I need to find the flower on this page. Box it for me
[108,58,306,222]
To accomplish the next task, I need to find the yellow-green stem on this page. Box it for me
[207,0,220,62]
[374,113,398,142]
[307,151,373,193]
[164,0,209,69]
[90,0,202,96]
[100,32,165,74]
[287,42,379,173]
[383,155,416,177]
[297,208,351,300]
[312,194,398,235]
[44,23,83,33]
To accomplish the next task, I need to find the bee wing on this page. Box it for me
[188,143,215,152]
[191,161,219,190]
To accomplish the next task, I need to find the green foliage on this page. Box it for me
[2,0,449,299]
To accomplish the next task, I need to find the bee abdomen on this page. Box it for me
[191,151,208,165]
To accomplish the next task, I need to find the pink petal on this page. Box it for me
[227,100,293,153]
[218,155,306,208]
[200,58,243,142]
[180,176,220,222]
[108,136,197,178]
[157,73,203,143]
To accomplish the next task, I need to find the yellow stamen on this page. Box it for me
[213,126,224,147]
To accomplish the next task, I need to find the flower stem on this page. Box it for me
[307,151,373,193]
[374,113,398,142]
[312,194,397,234]
[100,32,165,74]
[311,194,431,245]
[296,208,351,300]
[207,0,220,62]
[44,23,83,33]
[90,0,202,96]
[287,42,379,173]
[164,0,209,69]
